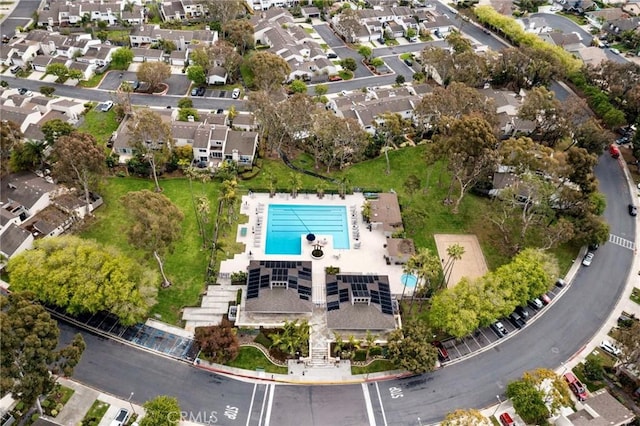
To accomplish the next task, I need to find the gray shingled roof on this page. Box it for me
[0,223,32,257]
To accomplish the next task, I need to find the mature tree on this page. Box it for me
[219,178,237,225]
[520,369,572,419]
[203,0,243,28]
[9,140,47,172]
[41,118,75,146]
[51,132,106,214]
[45,63,70,81]
[248,90,288,154]
[314,84,328,98]
[446,30,473,53]
[208,41,243,81]
[416,82,497,133]
[289,79,307,94]
[186,65,207,86]
[337,8,361,42]
[488,46,562,90]
[386,320,439,373]
[518,86,570,146]
[405,247,442,311]
[506,380,549,424]
[194,319,240,363]
[341,57,357,72]
[565,146,598,195]
[222,19,254,54]
[357,45,373,62]
[1,292,85,408]
[140,395,181,426]
[314,112,369,172]
[7,237,159,324]
[442,243,465,288]
[436,114,499,213]
[375,113,412,174]
[127,109,173,192]
[614,320,640,375]
[499,136,560,176]
[178,107,200,122]
[121,190,184,288]
[442,409,491,426]
[153,39,177,54]
[136,61,171,92]
[248,52,290,93]
[177,97,193,109]
[573,118,611,155]
[0,120,22,175]
[429,277,484,338]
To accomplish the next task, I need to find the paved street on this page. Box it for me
[0,0,40,39]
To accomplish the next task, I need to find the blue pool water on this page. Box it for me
[265,204,350,255]
[401,274,418,288]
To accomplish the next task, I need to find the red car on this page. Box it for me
[431,341,449,362]
[328,75,343,82]
[499,412,515,426]
[564,372,588,401]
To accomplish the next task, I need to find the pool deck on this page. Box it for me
[220,192,412,299]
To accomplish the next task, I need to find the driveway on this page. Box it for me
[98,70,191,96]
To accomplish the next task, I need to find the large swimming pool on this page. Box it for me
[265,204,350,255]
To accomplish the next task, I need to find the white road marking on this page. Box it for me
[263,384,275,426]
[361,383,377,426]
[375,382,388,426]
[245,383,258,426]
[609,234,635,250]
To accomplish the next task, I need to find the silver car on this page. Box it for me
[110,408,130,426]
[582,252,594,267]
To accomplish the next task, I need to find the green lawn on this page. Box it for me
[226,346,288,374]
[338,70,353,80]
[78,108,119,146]
[81,177,223,324]
[557,12,588,25]
[351,359,398,374]
[106,30,131,44]
[239,62,255,89]
[80,400,110,426]
[78,70,108,88]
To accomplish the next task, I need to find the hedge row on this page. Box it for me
[568,71,627,128]
[473,6,582,74]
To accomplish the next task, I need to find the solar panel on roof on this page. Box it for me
[298,286,311,295]
[260,275,270,288]
[327,301,340,311]
[339,288,349,302]
[326,282,338,295]
[300,294,309,300]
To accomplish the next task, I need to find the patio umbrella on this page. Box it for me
[306,233,316,242]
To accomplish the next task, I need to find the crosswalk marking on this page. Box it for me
[609,234,635,250]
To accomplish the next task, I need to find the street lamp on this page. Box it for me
[417,417,423,426]
[128,392,136,415]
[493,394,503,416]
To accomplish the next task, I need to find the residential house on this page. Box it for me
[160,1,186,21]
[249,0,300,12]
[0,45,15,66]
[180,0,205,18]
[577,46,610,66]
[385,238,415,265]
[603,16,640,37]
[131,47,164,62]
[554,389,634,426]
[78,45,116,67]
[369,193,404,237]
[301,6,321,19]
[325,273,397,333]
[50,99,85,122]
[68,61,95,80]
[586,8,628,29]
[122,5,145,25]
[129,25,218,52]
[0,223,34,262]
[1,172,62,222]
[232,113,257,131]
[169,49,189,66]
[206,66,228,85]
[561,0,596,14]
[236,260,314,327]
[6,41,39,67]
[0,105,42,133]
[539,31,585,53]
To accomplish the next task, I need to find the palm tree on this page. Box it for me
[338,176,350,198]
[364,330,377,359]
[407,248,442,313]
[333,332,344,357]
[315,181,327,198]
[220,178,238,225]
[289,171,302,198]
[440,244,465,290]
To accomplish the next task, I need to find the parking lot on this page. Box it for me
[440,285,562,363]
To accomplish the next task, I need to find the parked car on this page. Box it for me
[588,243,599,251]
[110,408,130,426]
[431,340,450,362]
[564,372,588,401]
[508,312,526,329]
[582,252,594,266]
[629,204,637,216]
[232,88,241,99]
[191,87,199,96]
[600,340,622,356]
[100,101,114,112]
[228,305,237,321]
[18,88,32,96]
[328,75,343,82]
[216,108,224,114]
[499,412,515,426]
[540,293,552,305]
[327,52,338,59]
[10,65,21,74]
[404,58,413,66]
[196,86,206,96]
[610,48,621,55]
[528,298,544,310]
[490,321,508,338]
[514,306,529,320]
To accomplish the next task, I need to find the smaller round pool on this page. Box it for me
[401,274,418,288]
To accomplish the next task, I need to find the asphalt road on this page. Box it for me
[1,0,41,39]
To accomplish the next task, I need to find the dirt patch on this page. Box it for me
[434,234,489,288]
